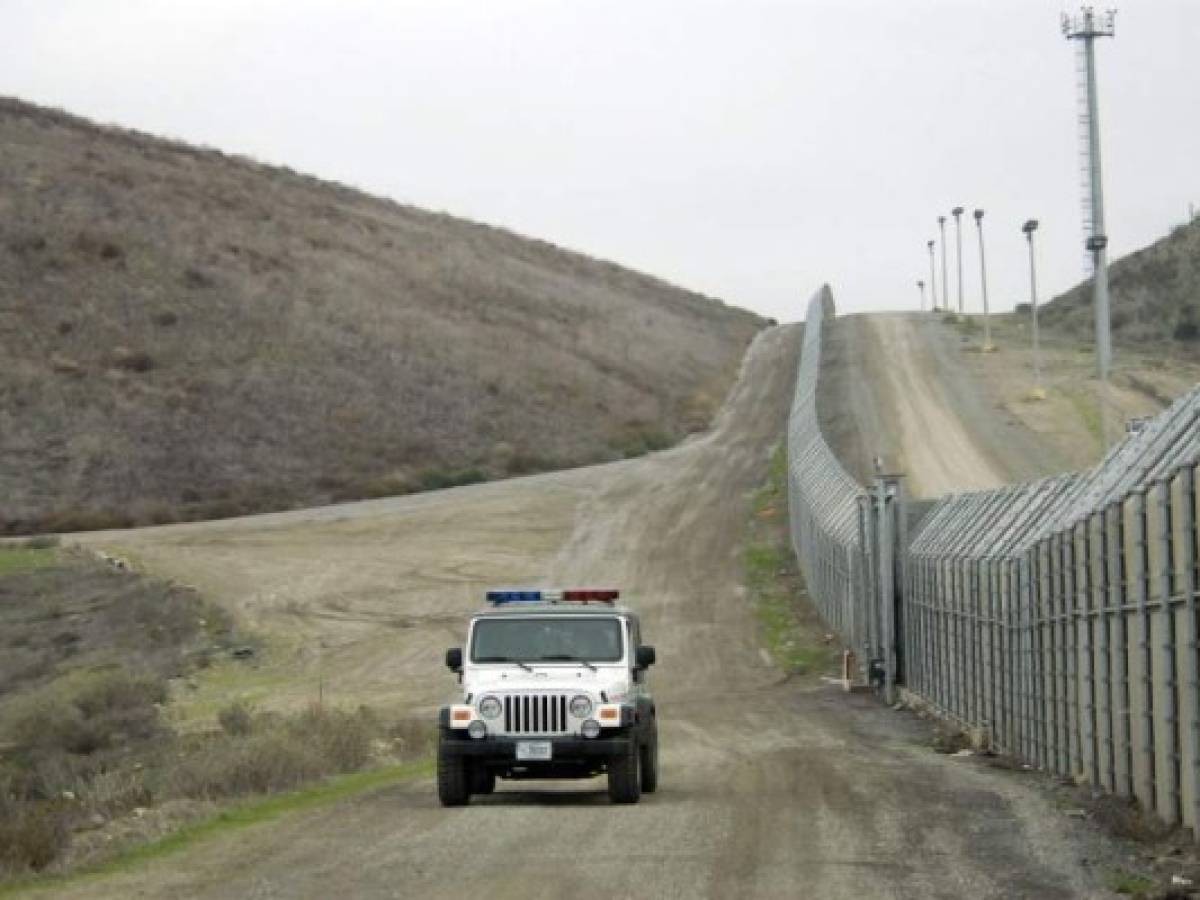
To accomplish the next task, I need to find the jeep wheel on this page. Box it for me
[639,726,659,794]
[470,765,496,795]
[437,739,470,806]
[607,738,641,804]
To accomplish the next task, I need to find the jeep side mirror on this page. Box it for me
[445,647,462,672]
[635,645,656,669]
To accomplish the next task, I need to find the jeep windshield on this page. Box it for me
[470,617,623,664]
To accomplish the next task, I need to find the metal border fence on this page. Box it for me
[787,285,1200,837]
[786,287,873,670]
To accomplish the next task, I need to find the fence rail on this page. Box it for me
[786,286,1200,836]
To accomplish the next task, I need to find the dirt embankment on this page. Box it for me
[50,324,1127,899]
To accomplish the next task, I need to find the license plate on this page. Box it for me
[516,741,552,761]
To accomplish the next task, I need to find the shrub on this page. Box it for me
[182,267,214,289]
[110,347,154,373]
[288,705,376,772]
[1173,307,1199,342]
[2,667,167,756]
[217,700,254,737]
[0,796,70,874]
[168,731,324,799]
[20,535,60,550]
[416,467,487,491]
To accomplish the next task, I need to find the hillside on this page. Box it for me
[0,98,764,534]
[1040,214,1200,349]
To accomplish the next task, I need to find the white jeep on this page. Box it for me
[438,589,658,805]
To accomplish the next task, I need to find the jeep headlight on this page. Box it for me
[478,695,502,719]
[569,694,592,718]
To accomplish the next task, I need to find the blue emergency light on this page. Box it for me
[485,590,544,604]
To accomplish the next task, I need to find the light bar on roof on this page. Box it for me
[485,588,620,606]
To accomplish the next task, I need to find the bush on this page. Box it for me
[289,706,376,772]
[217,700,255,737]
[416,467,487,491]
[2,667,167,756]
[1173,307,1199,342]
[0,796,70,874]
[169,731,325,799]
[20,535,60,550]
[169,705,379,800]
[110,347,155,373]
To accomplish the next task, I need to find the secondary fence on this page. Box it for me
[787,286,1200,836]
[786,287,906,694]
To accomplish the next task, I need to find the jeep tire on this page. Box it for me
[437,738,470,806]
[469,765,496,795]
[607,737,642,804]
[639,723,659,794]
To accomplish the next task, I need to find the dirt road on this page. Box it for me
[820,313,1071,497]
[57,323,1123,898]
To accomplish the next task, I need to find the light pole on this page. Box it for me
[937,216,949,317]
[917,279,926,312]
[973,209,993,351]
[926,240,938,311]
[952,207,964,314]
[1063,5,1116,448]
[1022,219,1045,400]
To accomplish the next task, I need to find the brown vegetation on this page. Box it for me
[1041,214,1200,350]
[0,547,421,879]
[0,97,765,534]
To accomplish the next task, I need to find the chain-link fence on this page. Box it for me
[787,286,1200,835]
[787,287,893,689]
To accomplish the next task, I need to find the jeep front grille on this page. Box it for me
[503,694,569,735]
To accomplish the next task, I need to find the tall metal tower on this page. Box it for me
[1063,5,1116,445]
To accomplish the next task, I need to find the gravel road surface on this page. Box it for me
[59,323,1122,898]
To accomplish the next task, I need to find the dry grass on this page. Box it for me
[0,97,764,535]
[0,553,415,880]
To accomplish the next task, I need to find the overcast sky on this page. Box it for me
[2,0,1196,322]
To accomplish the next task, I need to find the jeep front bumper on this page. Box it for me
[439,734,632,759]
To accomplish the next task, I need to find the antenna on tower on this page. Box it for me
[1062,5,1116,450]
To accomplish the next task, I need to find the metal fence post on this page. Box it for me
[1154,479,1182,824]
[1177,465,1200,832]
[1132,489,1157,811]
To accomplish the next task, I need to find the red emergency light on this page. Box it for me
[561,589,620,602]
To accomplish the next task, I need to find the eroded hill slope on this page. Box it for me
[0,99,763,533]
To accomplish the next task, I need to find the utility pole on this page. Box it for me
[973,209,994,351]
[952,207,964,314]
[1063,5,1116,447]
[1022,219,1045,399]
[917,279,926,312]
[937,216,948,317]
[927,240,938,311]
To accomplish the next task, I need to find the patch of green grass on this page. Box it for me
[744,445,835,676]
[1065,388,1104,446]
[0,547,56,575]
[1105,869,1155,897]
[0,759,432,897]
